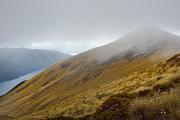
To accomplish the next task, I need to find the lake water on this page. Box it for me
[0,70,42,96]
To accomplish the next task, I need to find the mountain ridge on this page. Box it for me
[90,27,180,62]
[0,27,180,119]
[0,48,70,82]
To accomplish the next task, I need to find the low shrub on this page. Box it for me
[79,92,136,120]
[137,89,152,97]
[153,82,174,92]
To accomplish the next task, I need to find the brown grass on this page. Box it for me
[129,90,180,120]
[1,53,180,120]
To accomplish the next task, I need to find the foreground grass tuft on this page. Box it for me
[129,90,180,120]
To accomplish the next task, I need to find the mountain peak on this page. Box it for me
[133,26,164,32]
[93,27,180,62]
[126,26,176,39]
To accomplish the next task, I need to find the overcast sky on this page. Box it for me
[0,0,180,54]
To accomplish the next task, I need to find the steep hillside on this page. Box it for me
[0,27,180,120]
[0,48,70,82]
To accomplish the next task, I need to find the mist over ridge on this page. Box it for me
[87,27,180,62]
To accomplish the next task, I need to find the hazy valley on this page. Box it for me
[0,48,70,95]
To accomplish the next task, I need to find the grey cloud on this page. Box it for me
[0,0,180,54]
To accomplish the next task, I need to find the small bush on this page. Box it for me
[137,89,152,97]
[153,82,174,92]
[81,92,135,120]
[156,76,163,81]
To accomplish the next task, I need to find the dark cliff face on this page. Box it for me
[0,48,70,82]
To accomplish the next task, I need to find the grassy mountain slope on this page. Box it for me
[11,53,178,120]
[0,27,180,120]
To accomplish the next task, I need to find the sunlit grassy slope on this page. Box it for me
[19,53,180,120]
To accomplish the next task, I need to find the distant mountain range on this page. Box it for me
[0,27,180,120]
[0,48,70,82]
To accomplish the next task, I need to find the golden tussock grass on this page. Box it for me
[129,90,180,120]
